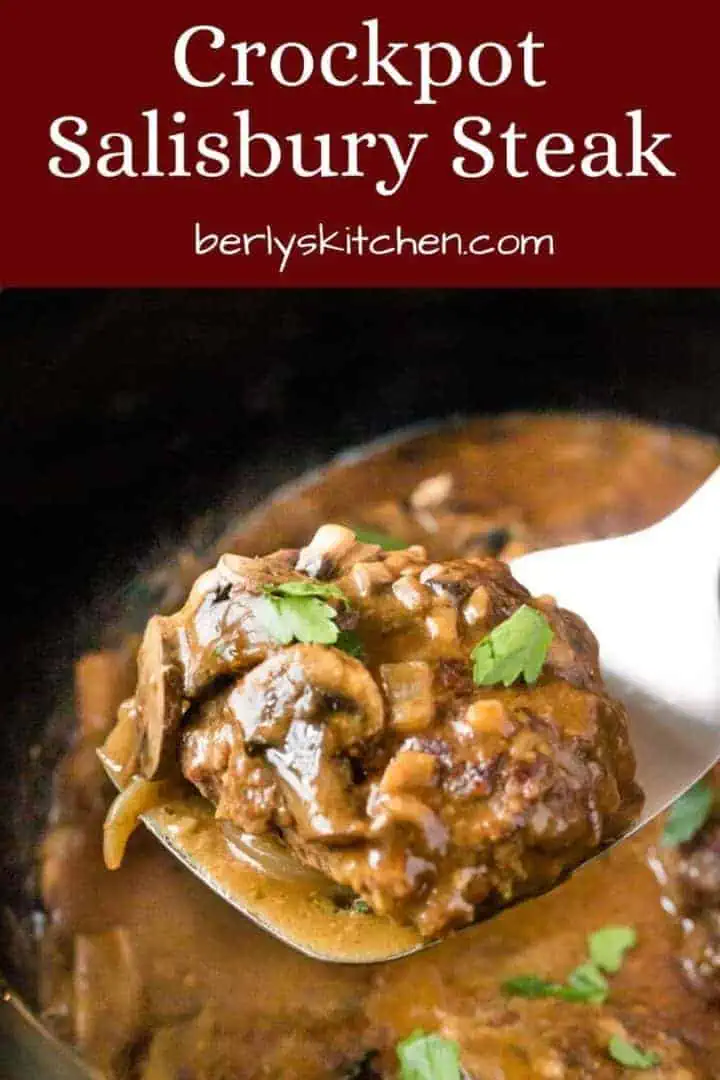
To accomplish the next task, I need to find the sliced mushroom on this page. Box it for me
[228,644,385,753]
[223,645,385,840]
[267,723,369,841]
[133,615,185,779]
[73,927,142,1073]
[167,550,303,698]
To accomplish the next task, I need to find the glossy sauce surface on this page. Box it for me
[40,415,720,1079]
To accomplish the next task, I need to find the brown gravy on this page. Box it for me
[40,415,720,1079]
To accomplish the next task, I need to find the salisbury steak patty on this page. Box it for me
[652,765,720,1000]
[113,524,642,937]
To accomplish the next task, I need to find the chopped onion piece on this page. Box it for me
[392,576,429,612]
[380,661,434,732]
[410,472,453,510]
[425,607,459,644]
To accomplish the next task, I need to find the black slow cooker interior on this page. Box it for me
[2,287,720,1043]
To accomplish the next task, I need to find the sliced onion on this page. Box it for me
[221,824,334,888]
[100,701,141,782]
[102,775,167,870]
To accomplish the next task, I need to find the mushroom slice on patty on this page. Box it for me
[230,644,385,753]
[133,615,185,780]
[226,645,384,841]
[104,525,643,936]
[181,645,386,843]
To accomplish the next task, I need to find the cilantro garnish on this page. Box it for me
[350,898,371,914]
[501,974,563,999]
[661,779,713,847]
[336,629,365,659]
[258,581,347,646]
[397,1030,461,1080]
[588,925,637,973]
[471,605,553,687]
[608,1035,660,1070]
[565,962,609,1004]
[353,527,405,551]
[503,923,638,1006]
[502,974,567,1001]
[502,967,607,1005]
[266,581,345,600]
[257,580,364,657]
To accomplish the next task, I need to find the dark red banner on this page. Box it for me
[2,1,718,285]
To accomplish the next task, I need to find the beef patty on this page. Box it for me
[110,524,642,938]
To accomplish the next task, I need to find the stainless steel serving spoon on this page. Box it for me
[101,466,720,964]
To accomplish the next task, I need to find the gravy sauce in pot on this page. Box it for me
[39,415,720,1079]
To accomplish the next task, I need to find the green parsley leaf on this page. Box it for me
[502,974,562,999]
[266,580,345,600]
[397,1030,461,1080]
[588,926,637,974]
[608,1035,660,1070]
[503,928,636,1009]
[503,968,607,1005]
[257,594,338,645]
[350,898,371,914]
[471,605,553,688]
[661,780,714,847]
[565,962,608,1004]
[336,629,365,660]
[353,527,405,551]
[257,581,349,646]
